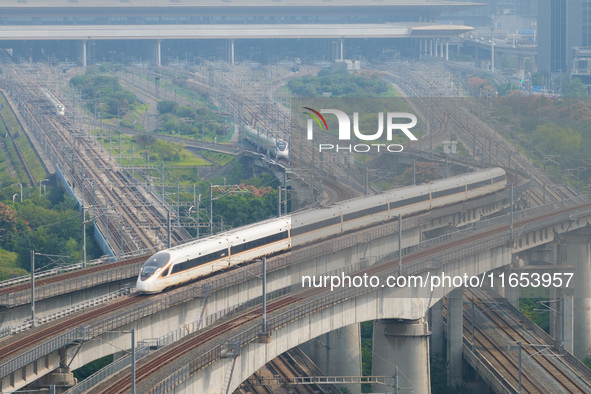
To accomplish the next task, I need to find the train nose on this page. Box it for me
[135,276,151,293]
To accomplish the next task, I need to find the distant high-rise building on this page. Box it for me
[537,0,591,74]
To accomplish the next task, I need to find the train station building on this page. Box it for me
[0,0,481,66]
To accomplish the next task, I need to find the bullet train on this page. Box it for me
[243,125,289,159]
[41,87,65,116]
[136,168,506,293]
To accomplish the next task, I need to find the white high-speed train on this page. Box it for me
[136,168,506,293]
[243,125,289,159]
[41,87,65,116]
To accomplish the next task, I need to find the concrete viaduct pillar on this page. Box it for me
[566,230,591,359]
[80,40,87,67]
[230,39,235,65]
[340,38,344,61]
[300,324,362,394]
[550,287,574,353]
[155,40,162,67]
[429,299,444,356]
[372,319,431,394]
[447,289,463,387]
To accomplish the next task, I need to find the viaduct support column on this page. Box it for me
[230,39,235,65]
[340,38,344,61]
[435,39,438,57]
[80,40,87,67]
[155,40,162,67]
[33,348,76,394]
[440,40,444,58]
[372,319,431,394]
[566,230,591,359]
[429,299,444,356]
[430,39,433,56]
[301,324,362,394]
[445,41,449,61]
[550,288,574,353]
[447,289,463,387]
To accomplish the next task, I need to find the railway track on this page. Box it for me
[100,292,318,394]
[97,196,591,392]
[0,106,36,185]
[3,64,192,255]
[0,254,147,297]
[376,62,577,206]
[47,116,156,253]
[446,288,591,393]
[0,294,143,362]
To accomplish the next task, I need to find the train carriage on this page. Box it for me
[137,168,507,293]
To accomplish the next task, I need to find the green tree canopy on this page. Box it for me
[531,123,582,156]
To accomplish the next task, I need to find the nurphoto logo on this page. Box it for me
[302,107,418,153]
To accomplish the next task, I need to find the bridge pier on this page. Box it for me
[447,289,463,387]
[79,40,87,67]
[372,318,431,394]
[300,324,362,394]
[230,39,235,65]
[30,367,76,394]
[566,230,591,359]
[429,299,445,356]
[154,40,162,67]
[550,287,574,353]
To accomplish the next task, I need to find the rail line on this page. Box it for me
[467,289,590,393]
[100,292,319,394]
[95,198,591,392]
[2,64,192,256]
[442,288,591,393]
[376,62,577,207]
[0,294,143,362]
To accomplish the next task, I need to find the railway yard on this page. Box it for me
[0,57,589,394]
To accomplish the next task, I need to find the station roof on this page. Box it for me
[0,0,483,11]
[0,23,473,41]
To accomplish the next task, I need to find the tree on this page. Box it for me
[531,71,548,87]
[498,82,520,96]
[565,78,588,98]
[0,202,17,243]
[157,100,178,114]
[467,77,495,97]
[531,123,582,156]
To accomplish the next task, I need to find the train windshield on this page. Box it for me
[277,140,287,150]
[140,252,170,281]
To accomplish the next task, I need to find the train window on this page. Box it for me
[492,175,506,183]
[432,186,466,199]
[140,252,170,280]
[467,179,492,191]
[230,231,288,254]
[161,268,169,277]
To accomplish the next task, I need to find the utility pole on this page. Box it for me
[491,14,496,73]
[131,328,136,394]
[30,250,35,328]
[262,257,267,332]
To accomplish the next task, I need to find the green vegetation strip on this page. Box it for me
[0,93,47,183]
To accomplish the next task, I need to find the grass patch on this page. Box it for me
[199,151,234,166]
[0,248,28,281]
[0,93,47,183]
